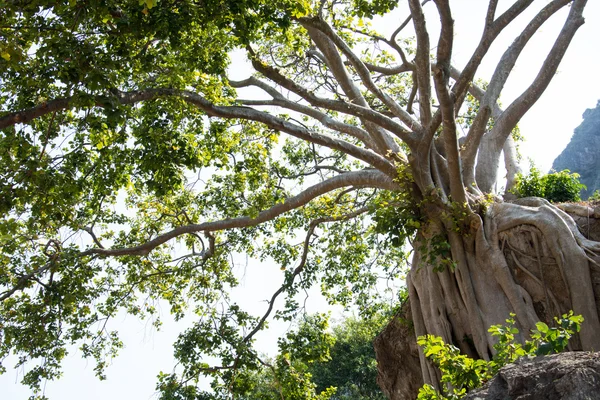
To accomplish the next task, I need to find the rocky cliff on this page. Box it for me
[552,100,600,199]
[464,351,600,400]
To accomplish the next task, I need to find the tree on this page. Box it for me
[223,311,386,400]
[309,313,387,399]
[1,0,598,399]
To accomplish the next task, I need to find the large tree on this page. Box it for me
[1,0,598,398]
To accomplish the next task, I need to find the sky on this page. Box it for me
[3,1,600,399]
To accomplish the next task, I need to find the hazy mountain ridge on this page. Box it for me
[552,100,600,199]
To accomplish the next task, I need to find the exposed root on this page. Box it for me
[407,199,600,388]
[492,201,600,350]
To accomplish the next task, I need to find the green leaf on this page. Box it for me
[535,322,549,334]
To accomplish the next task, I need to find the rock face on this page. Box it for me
[374,301,423,400]
[553,100,600,199]
[465,352,600,400]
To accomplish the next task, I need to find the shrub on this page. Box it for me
[589,190,600,202]
[416,311,583,400]
[513,166,585,202]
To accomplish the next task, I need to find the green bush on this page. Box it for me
[416,311,583,400]
[513,166,585,202]
[589,190,600,202]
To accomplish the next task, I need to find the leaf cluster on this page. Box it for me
[420,233,456,273]
[371,165,421,249]
[350,0,400,18]
[417,311,584,400]
[513,166,585,203]
[198,309,390,400]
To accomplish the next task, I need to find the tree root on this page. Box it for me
[406,199,600,389]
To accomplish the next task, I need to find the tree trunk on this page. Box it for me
[375,199,600,399]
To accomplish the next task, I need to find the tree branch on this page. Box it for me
[300,17,422,134]
[361,62,413,76]
[477,0,587,192]
[485,0,499,28]
[431,0,467,204]
[0,262,53,301]
[408,0,433,127]
[465,0,571,162]
[81,170,398,257]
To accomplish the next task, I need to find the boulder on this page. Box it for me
[374,301,423,400]
[465,352,600,400]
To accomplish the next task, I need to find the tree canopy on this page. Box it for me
[210,311,387,400]
[0,1,596,399]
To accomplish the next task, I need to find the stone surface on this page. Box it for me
[374,301,423,400]
[553,100,600,199]
[464,352,600,400]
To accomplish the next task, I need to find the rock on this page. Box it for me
[464,352,600,400]
[553,100,600,199]
[560,204,600,319]
[374,301,423,400]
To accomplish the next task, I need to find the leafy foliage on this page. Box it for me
[309,312,388,399]
[417,312,584,400]
[0,0,590,397]
[588,190,600,202]
[158,313,338,400]
[213,310,389,400]
[513,166,586,202]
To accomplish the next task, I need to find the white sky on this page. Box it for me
[3,1,600,399]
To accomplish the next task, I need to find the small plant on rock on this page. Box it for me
[416,311,584,400]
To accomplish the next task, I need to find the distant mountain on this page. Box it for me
[552,100,600,199]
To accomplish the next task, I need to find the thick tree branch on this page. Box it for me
[81,170,398,257]
[452,68,523,196]
[503,135,522,196]
[464,0,571,167]
[491,0,584,140]
[408,0,433,127]
[1,88,397,176]
[405,0,438,193]
[246,47,416,148]
[361,62,413,76]
[477,0,587,192]
[485,0,499,28]
[300,17,422,134]
[432,0,467,204]
[427,0,537,137]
